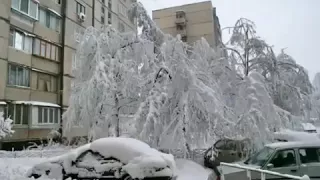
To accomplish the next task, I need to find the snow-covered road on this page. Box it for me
[0,157,213,180]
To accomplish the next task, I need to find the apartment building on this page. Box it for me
[152,1,222,48]
[0,0,136,150]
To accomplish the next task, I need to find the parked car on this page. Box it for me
[204,138,251,168]
[208,141,320,180]
[27,137,177,180]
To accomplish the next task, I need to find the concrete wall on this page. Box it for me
[152,1,219,47]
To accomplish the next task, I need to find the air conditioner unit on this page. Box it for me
[78,12,86,22]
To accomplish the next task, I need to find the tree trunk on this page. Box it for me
[111,92,120,137]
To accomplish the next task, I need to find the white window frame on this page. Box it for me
[38,8,61,32]
[11,0,39,20]
[9,29,33,54]
[8,104,29,125]
[38,107,60,125]
[8,63,30,88]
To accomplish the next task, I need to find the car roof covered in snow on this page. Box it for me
[273,129,320,141]
[266,141,320,150]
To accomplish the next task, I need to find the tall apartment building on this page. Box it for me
[152,1,222,48]
[0,0,136,150]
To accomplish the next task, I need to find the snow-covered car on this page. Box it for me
[209,141,320,180]
[273,129,320,142]
[204,138,251,167]
[27,137,177,180]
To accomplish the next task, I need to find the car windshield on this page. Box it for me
[245,147,275,166]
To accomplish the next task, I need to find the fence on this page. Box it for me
[219,162,310,180]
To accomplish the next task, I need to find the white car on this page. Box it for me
[209,141,320,180]
[27,137,177,180]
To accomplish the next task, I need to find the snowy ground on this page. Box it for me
[0,157,213,180]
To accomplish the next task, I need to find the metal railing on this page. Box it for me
[220,162,310,180]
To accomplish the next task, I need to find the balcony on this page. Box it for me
[175,10,186,25]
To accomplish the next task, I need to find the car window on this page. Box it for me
[299,148,320,164]
[245,147,275,166]
[269,149,296,168]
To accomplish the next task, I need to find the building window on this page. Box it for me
[8,64,30,87]
[52,0,61,4]
[181,36,187,42]
[101,7,105,14]
[118,22,125,32]
[38,107,60,124]
[76,2,86,14]
[37,72,57,92]
[11,0,38,19]
[9,29,32,54]
[7,103,29,125]
[108,12,112,24]
[102,0,105,5]
[33,38,60,61]
[38,8,61,32]
[118,3,127,17]
[108,0,112,9]
[101,16,105,24]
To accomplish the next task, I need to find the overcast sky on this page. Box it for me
[139,0,320,81]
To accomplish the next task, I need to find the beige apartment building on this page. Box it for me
[0,0,136,150]
[152,1,222,48]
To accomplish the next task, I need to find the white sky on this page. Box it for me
[139,0,320,81]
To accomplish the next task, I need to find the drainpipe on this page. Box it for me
[58,0,67,139]
[92,0,95,27]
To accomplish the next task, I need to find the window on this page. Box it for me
[245,147,275,167]
[11,0,38,19]
[101,7,105,14]
[9,29,33,53]
[38,8,61,32]
[108,12,112,24]
[118,3,127,17]
[102,0,105,5]
[33,38,60,61]
[8,64,30,87]
[76,2,86,14]
[101,16,105,24]
[108,0,112,9]
[118,22,125,32]
[7,103,29,125]
[181,36,187,42]
[37,72,57,92]
[177,25,184,31]
[269,149,297,168]
[38,107,60,124]
[52,0,61,4]
[299,148,320,164]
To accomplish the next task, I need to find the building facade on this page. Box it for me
[152,1,222,48]
[0,0,136,150]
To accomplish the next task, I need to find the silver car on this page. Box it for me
[209,141,320,180]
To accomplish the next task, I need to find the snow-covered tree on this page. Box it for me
[0,112,14,139]
[63,26,143,141]
[224,18,269,77]
[311,73,320,121]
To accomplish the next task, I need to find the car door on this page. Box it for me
[297,147,320,180]
[264,149,301,179]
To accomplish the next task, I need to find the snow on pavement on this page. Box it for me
[175,159,212,180]
[0,157,52,180]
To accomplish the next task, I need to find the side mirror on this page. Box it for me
[266,163,274,169]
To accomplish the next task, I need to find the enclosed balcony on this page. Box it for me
[175,10,186,25]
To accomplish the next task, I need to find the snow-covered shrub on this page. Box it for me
[0,112,14,139]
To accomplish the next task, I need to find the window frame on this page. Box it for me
[7,63,30,88]
[11,0,39,20]
[33,38,60,62]
[7,103,29,125]
[268,148,298,168]
[298,147,320,164]
[9,29,33,54]
[76,2,86,14]
[38,106,60,125]
[38,7,61,32]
